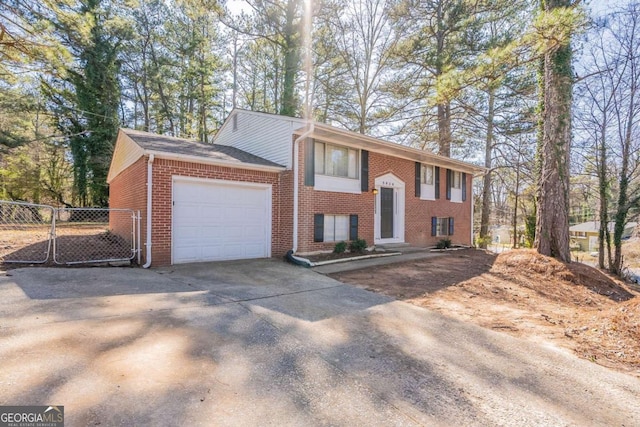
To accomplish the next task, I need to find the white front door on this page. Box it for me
[172,177,271,264]
[374,173,405,244]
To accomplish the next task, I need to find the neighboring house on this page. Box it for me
[569,221,638,252]
[108,109,484,266]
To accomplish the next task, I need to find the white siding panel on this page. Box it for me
[215,111,301,168]
[107,132,145,182]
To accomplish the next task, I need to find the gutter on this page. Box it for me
[142,154,155,268]
[144,150,285,173]
[292,122,314,253]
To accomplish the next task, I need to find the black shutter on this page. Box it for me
[314,214,324,242]
[434,166,440,199]
[431,217,437,236]
[446,169,452,200]
[415,162,421,197]
[361,150,369,192]
[462,172,467,201]
[349,214,358,240]
[448,217,454,235]
[304,139,315,186]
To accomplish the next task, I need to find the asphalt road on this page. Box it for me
[1,259,639,426]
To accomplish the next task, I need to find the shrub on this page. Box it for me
[475,235,492,249]
[349,238,367,253]
[436,238,452,249]
[334,241,347,254]
[524,213,536,248]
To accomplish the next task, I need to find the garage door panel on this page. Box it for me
[201,206,225,218]
[244,243,266,257]
[172,179,271,264]
[176,226,201,239]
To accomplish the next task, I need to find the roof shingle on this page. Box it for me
[122,128,284,168]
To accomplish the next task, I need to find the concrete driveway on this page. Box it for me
[1,259,639,426]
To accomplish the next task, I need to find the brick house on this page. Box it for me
[108,109,484,266]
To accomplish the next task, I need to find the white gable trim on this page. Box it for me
[107,130,145,183]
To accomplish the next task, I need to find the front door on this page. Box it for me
[380,187,394,239]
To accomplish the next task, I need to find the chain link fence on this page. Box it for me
[0,200,139,266]
[0,201,55,263]
[53,208,137,265]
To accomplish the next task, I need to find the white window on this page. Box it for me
[314,141,359,179]
[453,171,461,189]
[421,164,434,185]
[437,217,451,236]
[324,215,350,242]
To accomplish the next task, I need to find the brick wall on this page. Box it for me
[150,158,283,266]
[109,156,148,264]
[295,139,473,253]
[109,143,473,265]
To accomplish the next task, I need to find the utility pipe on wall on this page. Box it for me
[143,154,155,268]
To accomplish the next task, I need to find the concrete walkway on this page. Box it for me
[1,260,639,426]
[312,247,445,274]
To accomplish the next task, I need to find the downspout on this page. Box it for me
[470,182,475,247]
[143,154,155,268]
[292,123,314,254]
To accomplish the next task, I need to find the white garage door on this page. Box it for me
[172,178,271,263]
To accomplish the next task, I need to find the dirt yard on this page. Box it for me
[329,249,640,377]
[0,225,132,265]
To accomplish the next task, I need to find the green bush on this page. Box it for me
[436,238,452,249]
[524,213,536,248]
[334,241,347,253]
[475,235,492,249]
[349,238,367,253]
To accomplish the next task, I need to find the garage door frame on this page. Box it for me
[171,176,272,264]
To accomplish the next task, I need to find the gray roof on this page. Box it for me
[569,221,638,233]
[122,128,284,168]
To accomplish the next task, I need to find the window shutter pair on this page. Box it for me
[313,214,358,242]
[431,216,455,236]
[417,165,441,199]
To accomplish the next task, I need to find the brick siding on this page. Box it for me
[295,139,472,253]
[110,142,473,265]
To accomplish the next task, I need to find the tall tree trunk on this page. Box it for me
[535,0,573,262]
[437,103,451,156]
[513,151,522,249]
[612,81,636,274]
[279,0,300,117]
[479,88,495,248]
[597,124,608,269]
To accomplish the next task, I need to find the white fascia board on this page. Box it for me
[297,124,486,176]
[107,131,145,183]
[145,150,286,173]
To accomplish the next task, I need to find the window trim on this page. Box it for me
[323,214,350,242]
[314,141,360,180]
[452,171,461,189]
[421,164,435,185]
